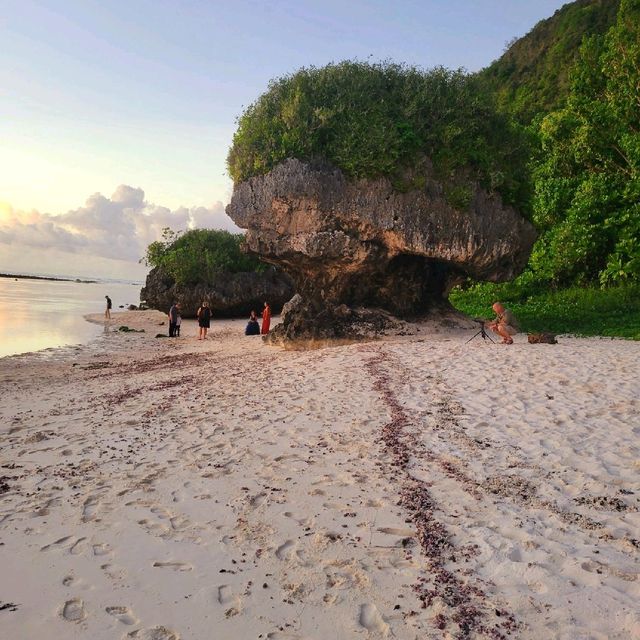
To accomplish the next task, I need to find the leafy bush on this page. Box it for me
[143,228,262,286]
[530,0,640,286]
[450,280,640,339]
[227,61,531,210]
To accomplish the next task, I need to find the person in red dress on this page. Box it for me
[261,301,271,334]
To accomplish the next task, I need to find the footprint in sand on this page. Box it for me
[82,496,100,522]
[41,535,74,552]
[93,543,112,556]
[101,563,127,581]
[69,537,88,555]
[376,527,415,537]
[126,626,179,640]
[106,605,138,625]
[248,492,268,509]
[61,598,87,622]
[169,516,190,531]
[152,561,193,572]
[275,540,296,561]
[358,603,389,636]
[138,519,170,538]
[217,585,242,618]
[283,512,315,528]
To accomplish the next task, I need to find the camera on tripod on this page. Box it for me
[467,318,495,343]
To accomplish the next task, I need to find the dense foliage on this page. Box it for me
[480,0,620,123]
[450,281,640,340]
[143,228,261,286]
[529,0,640,286]
[228,61,531,209]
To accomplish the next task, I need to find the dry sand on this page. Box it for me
[0,310,638,639]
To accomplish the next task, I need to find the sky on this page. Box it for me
[0,0,571,280]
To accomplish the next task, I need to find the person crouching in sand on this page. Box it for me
[197,301,212,340]
[488,302,519,344]
[245,310,260,336]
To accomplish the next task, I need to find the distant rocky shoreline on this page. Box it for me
[0,273,97,284]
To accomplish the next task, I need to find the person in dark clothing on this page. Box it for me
[197,301,212,340]
[168,302,179,337]
[105,295,112,320]
[245,310,260,336]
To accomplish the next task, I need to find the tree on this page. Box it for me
[227,61,531,211]
[530,0,640,285]
[143,228,262,285]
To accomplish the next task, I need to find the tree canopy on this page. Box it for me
[479,0,620,123]
[529,0,640,285]
[143,228,262,286]
[227,61,531,210]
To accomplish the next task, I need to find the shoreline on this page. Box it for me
[0,272,98,284]
[1,311,638,639]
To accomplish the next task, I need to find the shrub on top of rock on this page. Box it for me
[227,60,531,212]
[143,227,262,286]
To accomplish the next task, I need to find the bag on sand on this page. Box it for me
[528,332,558,344]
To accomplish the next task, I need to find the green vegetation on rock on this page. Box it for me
[228,61,531,209]
[143,228,261,286]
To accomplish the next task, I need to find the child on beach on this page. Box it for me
[176,306,182,336]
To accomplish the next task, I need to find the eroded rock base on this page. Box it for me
[265,294,471,346]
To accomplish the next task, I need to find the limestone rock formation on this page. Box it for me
[140,267,294,319]
[226,158,536,340]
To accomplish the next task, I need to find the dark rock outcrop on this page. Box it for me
[271,294,409,344]
[140,267,295,318]
[226,159,536,340]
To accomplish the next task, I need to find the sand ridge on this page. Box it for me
[0,310,638,639]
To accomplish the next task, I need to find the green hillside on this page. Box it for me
[454,0,640,338]
[480,0,620,122]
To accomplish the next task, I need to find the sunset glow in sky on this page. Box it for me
[1,0,569,278]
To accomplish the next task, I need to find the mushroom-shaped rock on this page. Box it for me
[227,158,536,327]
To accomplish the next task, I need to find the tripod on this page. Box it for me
[466,320,495,344]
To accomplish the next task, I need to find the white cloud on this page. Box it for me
[0,186,240,268]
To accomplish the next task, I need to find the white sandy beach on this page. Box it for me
[1,311,638,640]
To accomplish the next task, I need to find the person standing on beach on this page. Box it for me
[175,304,182,337]
[197,301,212,340]
[105,295,112,320]
[488,302,519,344]
[168,302,179,337]
[261,301,271,335]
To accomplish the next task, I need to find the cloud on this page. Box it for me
[0,186,240,264]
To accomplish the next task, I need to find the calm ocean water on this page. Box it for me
[0,276,142,358]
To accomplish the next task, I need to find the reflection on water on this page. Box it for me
[0,278,141,358]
